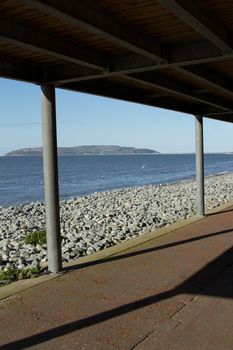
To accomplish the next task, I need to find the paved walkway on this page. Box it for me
[1,207,233,349]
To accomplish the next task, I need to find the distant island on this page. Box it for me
[5,146,159,156]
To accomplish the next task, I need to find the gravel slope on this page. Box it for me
[0,174,233,273]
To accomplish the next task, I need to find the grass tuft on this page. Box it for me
[0,268,18,283]
[0,266,41,286]
[24,230,47,246]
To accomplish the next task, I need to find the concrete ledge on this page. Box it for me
[0,273,62,301]
[1,200,232,301]
[206,199,233,215]
[64,215,202,269]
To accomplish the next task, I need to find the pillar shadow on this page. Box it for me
[65,227,233,271]
[1,241,233,349]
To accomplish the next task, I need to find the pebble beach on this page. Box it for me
[1,173,233,277]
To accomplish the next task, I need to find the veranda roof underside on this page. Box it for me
[1,0,233,122]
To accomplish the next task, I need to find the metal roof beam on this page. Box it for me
[63,80,218,116]
[19,0,164,62]
[2,0,233,101]
[20,0,231,64]
[111,42,227,71]
[159,0,232,53]
[46,59,160,85]
[124,72,233,112]
[45,64,98,85]
[0,18,107,71]
[45,40,231,85]
[167,40,225,66]
[174,65,233,99]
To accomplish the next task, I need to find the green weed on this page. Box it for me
[0,266,41,286]
[24,230,47,246]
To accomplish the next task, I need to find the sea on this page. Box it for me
[0,153,233,207]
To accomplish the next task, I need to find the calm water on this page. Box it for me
[0,154,233,206]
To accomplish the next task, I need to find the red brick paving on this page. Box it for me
[1,207,233,349]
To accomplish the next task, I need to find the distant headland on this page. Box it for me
[5,146,159,156]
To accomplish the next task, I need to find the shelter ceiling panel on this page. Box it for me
[0,54,43,83]
[95,0,201,44]
[158,68,205,89]
[0,0,133,54]
[195,91,233,103]
[63,78,223,116]
[205,114,233,123]
[0,40,64,64]
[64,78,146,105]
[0,0,233,122]
[0,1,127,54]
[162,66,233,99]
[109,70,233,113]
[205,0,233,29]
[208,60,233,79]
[104,75,168,95]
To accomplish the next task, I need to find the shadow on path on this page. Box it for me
[66,227,233,271]
[1,227,233,349]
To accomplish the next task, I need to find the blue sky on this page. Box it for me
[0,77,233,155]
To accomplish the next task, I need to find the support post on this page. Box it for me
[195,115,205,216]
[41,84,62,273]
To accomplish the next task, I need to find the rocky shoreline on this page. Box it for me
[1,173,233,278]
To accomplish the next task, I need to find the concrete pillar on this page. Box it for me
[41,84,62,273]
[195,115,205,216]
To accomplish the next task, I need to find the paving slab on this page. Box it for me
[135,265,233,350]
[1,206,233,349]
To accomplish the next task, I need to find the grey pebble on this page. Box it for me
[1,174,233,272]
